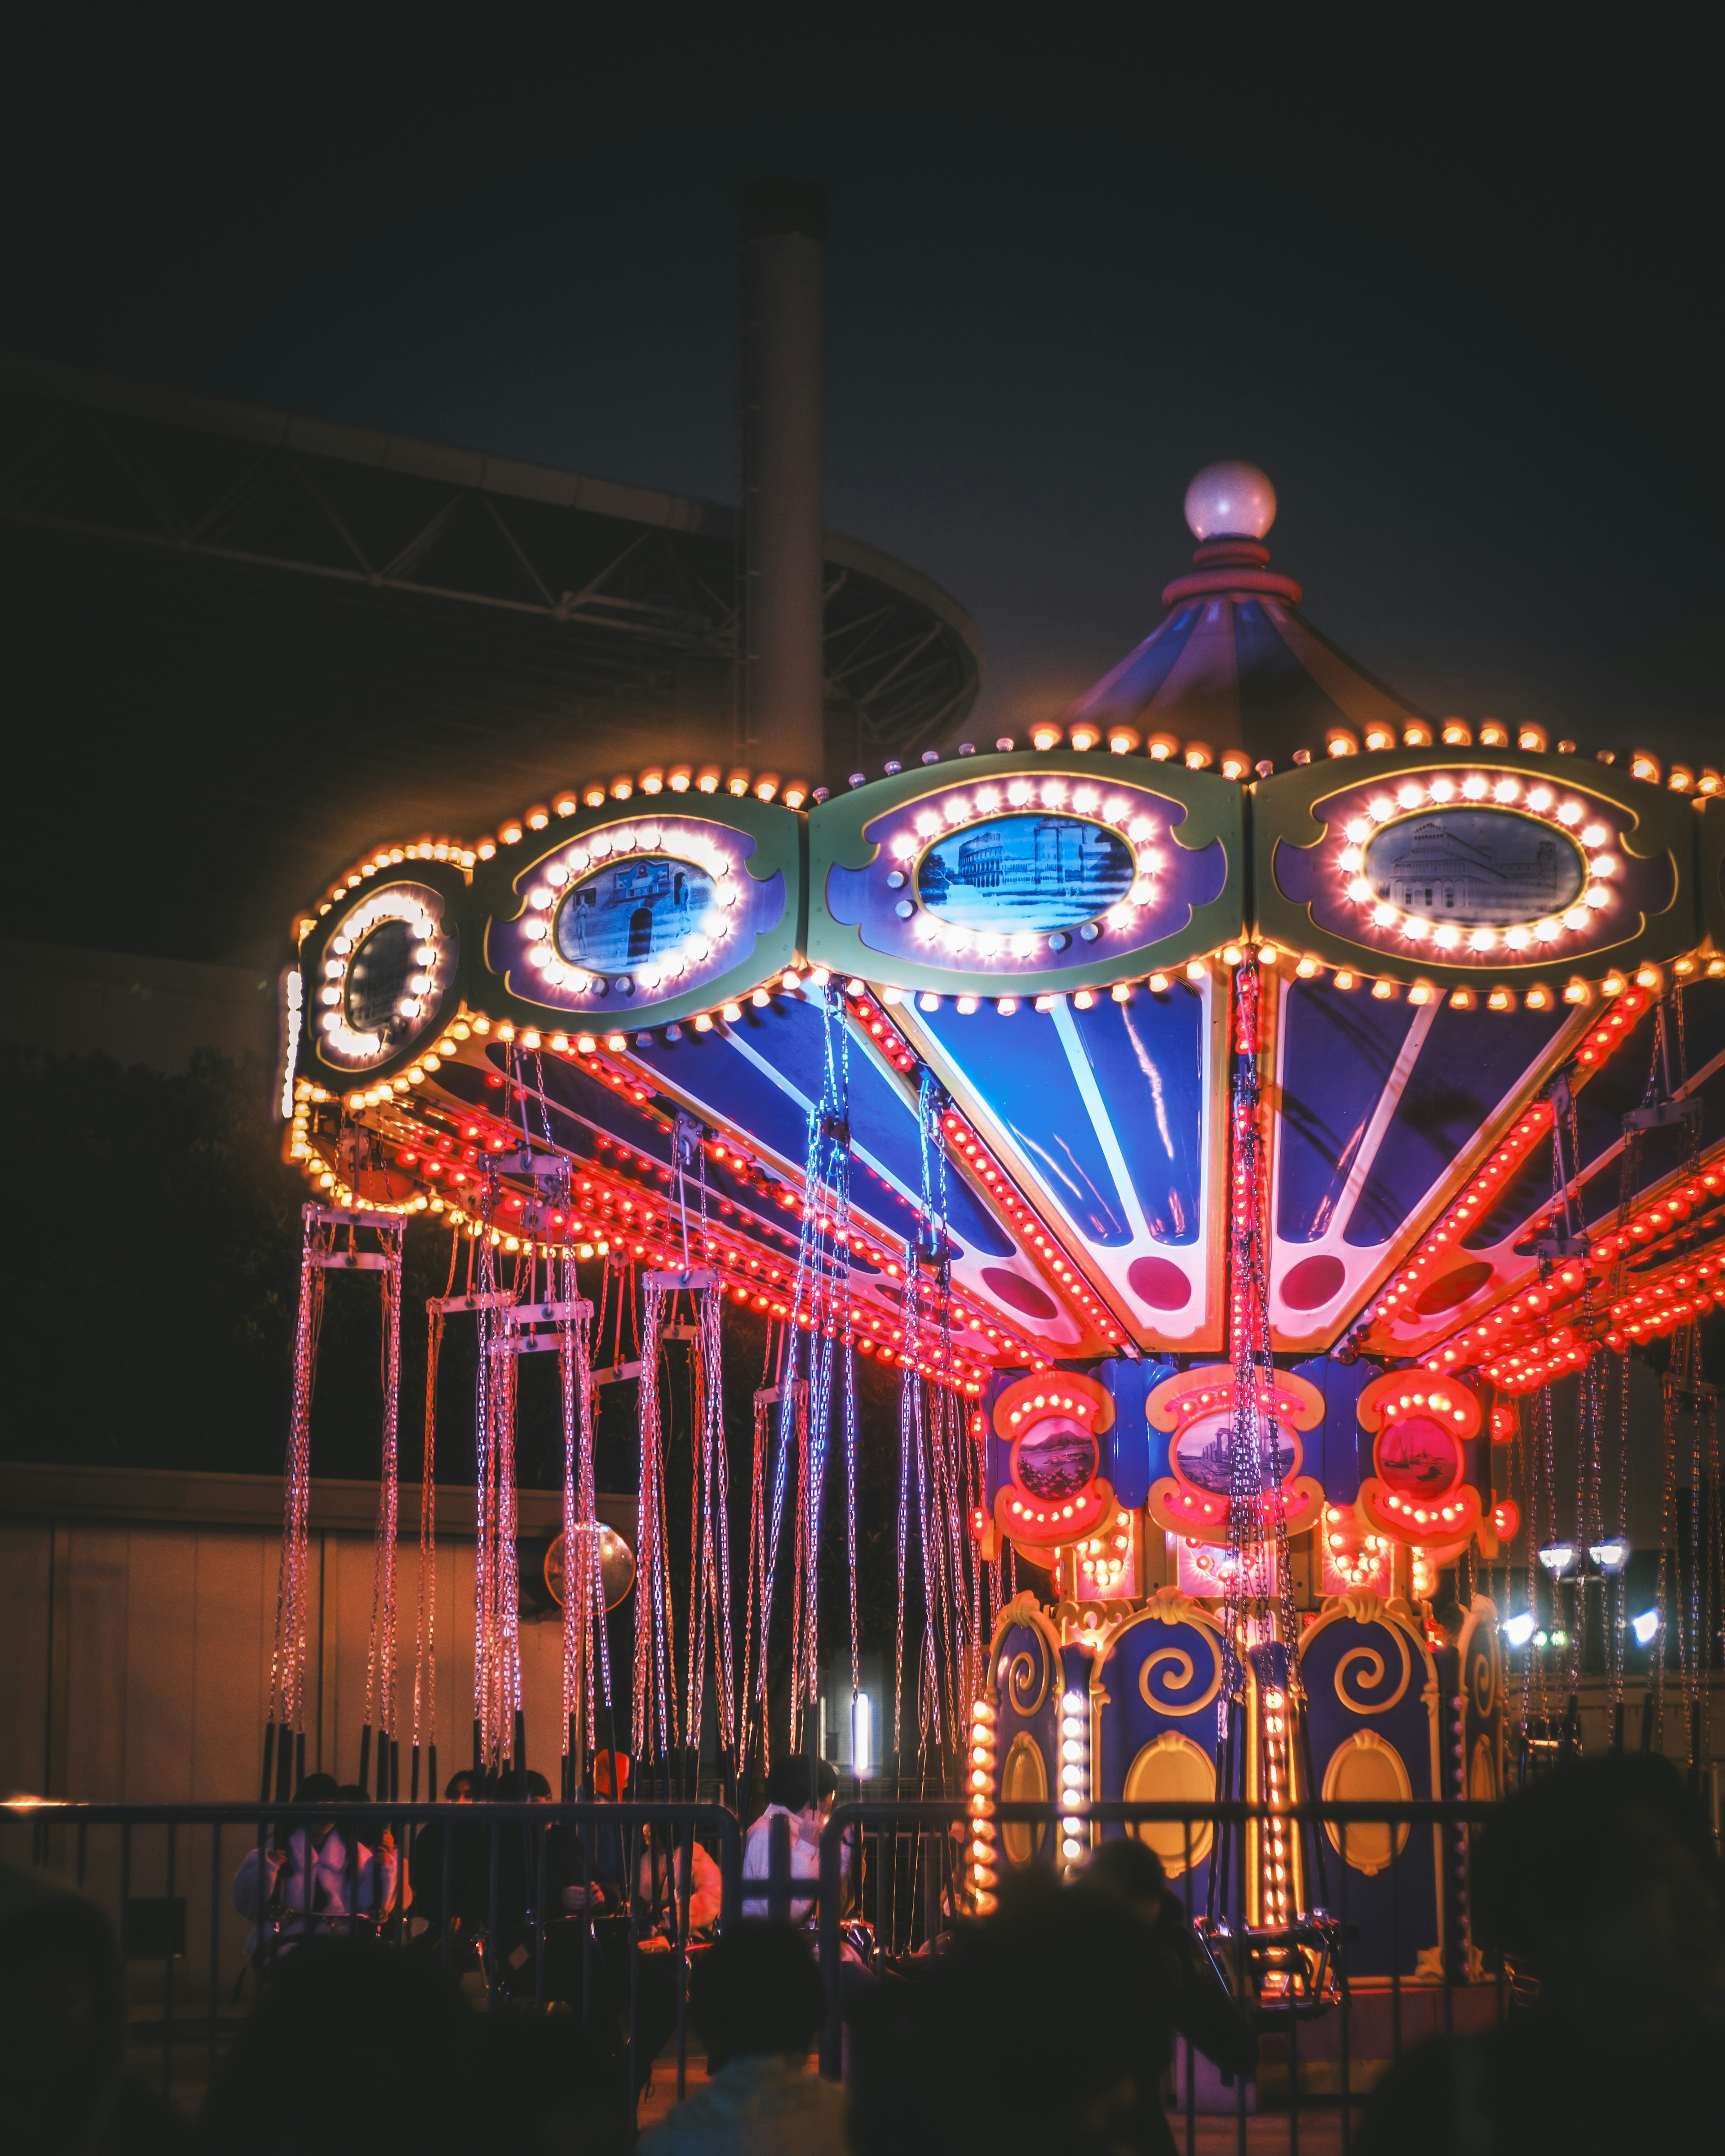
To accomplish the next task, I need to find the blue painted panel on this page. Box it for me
[920,1001,1132,1245]
[1092,1610,1225,1911]
[1278,980,1419,1242]
[989,1615,1062,1872]
[1069,988,1206,1245]
[632,1003,1013,1259]
[1345,1005,1568,1247]
[1100,1360,1150,1507]
[1293,1355,1372,1502]
[1299,1613,1441,1976]
[1233,598,1356,745]
[1066,606,1201,724]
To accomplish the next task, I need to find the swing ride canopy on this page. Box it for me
[280,464,1725,1443]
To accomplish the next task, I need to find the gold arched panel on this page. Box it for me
[1468,1734,1499,1803]
[1122,1731,1216,1876]
[1001,1731,1049,1868]
[1322,1730,1412,1876]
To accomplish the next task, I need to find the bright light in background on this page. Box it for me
[1631,1609,1661,1648]
[1536,1542,1578,1576]
[852,1693,874,1778]
[1501,1611,1535,1649]
[1589,1535,1632,1574]
[277,968,304,1121]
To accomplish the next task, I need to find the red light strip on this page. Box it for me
[1445,1152,1725,1387]
[1372,984,1654,1348]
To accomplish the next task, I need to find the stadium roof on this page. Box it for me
[1,349,982,963]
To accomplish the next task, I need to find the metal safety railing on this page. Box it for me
[1,1799,742,2136]
[816,1798,1510,2156]
[5,1793,1508,2152]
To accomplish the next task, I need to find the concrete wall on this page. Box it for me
[0,1464,632,2006]
[0,1462,628,1805]
[0,937,279,1072]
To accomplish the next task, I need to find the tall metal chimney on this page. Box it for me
[738,177,826,791]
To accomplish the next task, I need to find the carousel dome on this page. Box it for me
[1067,463,1425,770]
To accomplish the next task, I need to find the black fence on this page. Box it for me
[818,1798,1508,2155]
[4,1795,1507,2149]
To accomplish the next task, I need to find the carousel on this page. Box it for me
[271,460,1725,1993]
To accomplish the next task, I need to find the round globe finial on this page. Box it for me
[1184,461,1277,542]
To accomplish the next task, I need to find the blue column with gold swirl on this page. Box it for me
[1089,1588,1228,1915]
[1297,1595,1443,1978]
[986,1597,1063,1871]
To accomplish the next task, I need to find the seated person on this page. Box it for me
[334,1784,411,1925]
[638,1922,846,2156]
[741,1758,838,1923]
[408,1770,489,1944]
[563,1750,634,1916]
[637,1825,725,1936]
[232,1772,403,1957]
[1079,1838,1257,2082]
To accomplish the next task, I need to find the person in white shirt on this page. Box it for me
[638,1920,846,2156]
[740,1758,838,1923]
[231,1772,404,1957]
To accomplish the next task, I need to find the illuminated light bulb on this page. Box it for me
[1631,1608,1661,1647]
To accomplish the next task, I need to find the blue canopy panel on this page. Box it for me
[432,1047,858,1289]
[1368,975,1725,1360]
[1065,591,1422,769]
[1265,976,1576,1351]
[902,978,1223,1353]
[1063,604,1203,729]
[624,994,1089,1356]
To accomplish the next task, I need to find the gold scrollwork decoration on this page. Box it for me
[1008,1635,1051,1719]
[1334,1626,1412,1716]
[1469,1637,1495,1721]
[1140,1637,1223,1720]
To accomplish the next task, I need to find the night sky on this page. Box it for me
[4,10,1719,760]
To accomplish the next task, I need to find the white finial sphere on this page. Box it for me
[1184,461,1277,541]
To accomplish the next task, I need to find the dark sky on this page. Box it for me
[5,5,1720,759]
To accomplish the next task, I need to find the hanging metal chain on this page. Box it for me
[1655,1342,1681,1750]
[635,1275,677,1768]
[360,1222,407,1795]
[557,1249,606,1785]
[411,1229,460,1798]
[741,1333,775,1783]
[266,1206,331,1792]
[1607,1347,1632,1721]
[1221,961,1299,1729]
[1704,1381,1721,1774]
